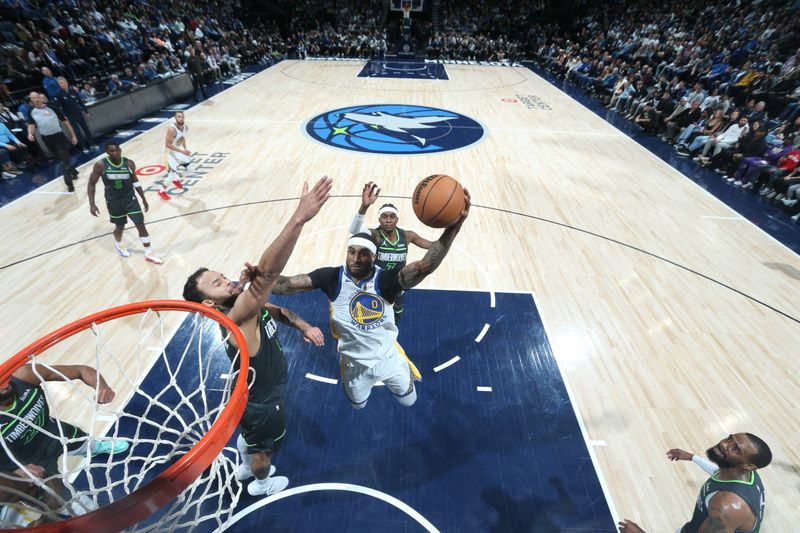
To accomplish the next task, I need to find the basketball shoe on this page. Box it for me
[145,251,164,265]
[247,475,289,496]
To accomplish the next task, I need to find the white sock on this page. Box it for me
[237,435,253,469]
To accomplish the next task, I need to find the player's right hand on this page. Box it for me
[618,519,646,533]
[295,175,332,223]
[14,464,45,479]
[666,448,692,461]
[447,187,471,228]
[239,262,263,286]
[361,181,380,208]
[90,204,100,217]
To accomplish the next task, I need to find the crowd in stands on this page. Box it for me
[536,0,800,221]
[2,0,800,221]
[0,0,287,179]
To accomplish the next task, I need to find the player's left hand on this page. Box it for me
[618,519,646,533]
[302,326,324,346]
[70,136,78,146]
[142,199,149,212]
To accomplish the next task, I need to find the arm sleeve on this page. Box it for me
[348,213,366,234]
[692,455,719,475]
[376,268,403,303]
[308,267,340,301]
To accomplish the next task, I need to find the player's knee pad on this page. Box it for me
[394,385,417,407]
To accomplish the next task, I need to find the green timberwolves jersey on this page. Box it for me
[102,157,135,201]
[682,471,765,533]
[223,308,287,406]
[0,377,52,461]
[375,228,408,271]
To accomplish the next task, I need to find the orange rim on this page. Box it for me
[0,300,249,533]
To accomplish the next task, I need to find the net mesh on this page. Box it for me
[0,304,246,531]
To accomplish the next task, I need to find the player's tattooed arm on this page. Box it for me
[398,189,470,289]
[273,274,314,294]
[265,304,324,346]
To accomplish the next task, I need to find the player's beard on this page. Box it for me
[220,293,239,309]
[706,445,738,469]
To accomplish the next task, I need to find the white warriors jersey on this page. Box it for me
[168,123,187,150]
[329,266,398,368]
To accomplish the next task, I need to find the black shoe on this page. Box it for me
[67,183,75,192]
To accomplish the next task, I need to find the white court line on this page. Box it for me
[305,373,338,385]
[701,215,745,220]
[589,440,608,446]
[531,292,620,525]
[453,244,495,308]
[217,482,440,532]
[474,323,490,343]
[476,386,492,392]
[29,191,74,196]
[432,356,460,373]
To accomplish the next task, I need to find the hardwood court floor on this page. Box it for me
[1,60,798,531]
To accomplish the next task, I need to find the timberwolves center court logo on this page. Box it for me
[305,104,484,155]
[349,292,385,329]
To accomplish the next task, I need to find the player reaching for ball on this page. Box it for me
[349,182,433,323]
[273,186,470,411]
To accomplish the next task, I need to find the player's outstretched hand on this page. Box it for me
[302,326,325,347]
[618,519,646,533]
[239,262,263,287]
[448,187,471,228]
[296,175,332,223]
[666,448,693,461]
[14,463,45,479]
[361,181,380,208]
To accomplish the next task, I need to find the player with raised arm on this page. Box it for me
[159,111,191,201]
[182,176,332,496]
[273,188,470,411]
[618,433,771,533]
[87,142,162,264]
[348,182,432,323]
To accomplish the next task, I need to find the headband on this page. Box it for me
[378,205,398,217]
[347,234,377,254]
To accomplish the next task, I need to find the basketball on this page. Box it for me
[411,174,466,228]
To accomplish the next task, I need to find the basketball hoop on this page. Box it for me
[0,301,249,532]
[402,1,411,19]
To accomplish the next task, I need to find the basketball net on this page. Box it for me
[0,302,248,531]
[402,4,411,19]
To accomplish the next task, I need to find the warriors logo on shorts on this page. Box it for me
[349,292,385,327]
